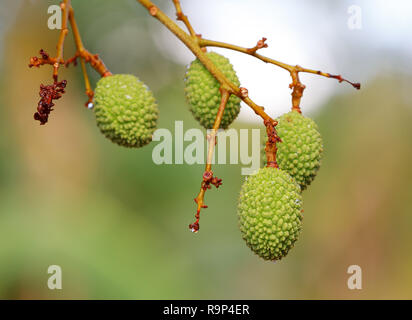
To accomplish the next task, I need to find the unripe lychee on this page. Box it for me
[238,167,303,261]
[184,52,241,129]
[262,110,323,190]
[93,74,158,148]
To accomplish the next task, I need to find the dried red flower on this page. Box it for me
[34,79,67,125]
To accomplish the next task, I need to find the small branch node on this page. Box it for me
[246,37,268,54]
[240,87,249,98]
[149,5,158,16]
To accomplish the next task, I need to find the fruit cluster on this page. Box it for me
[29,0,358,263]
[240,110,324,261]
[90,52,323,261]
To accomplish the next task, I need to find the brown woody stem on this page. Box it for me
[172,0,197,38]
[264,119,281,168]
[68,6,111,78]
[79,58,94,105]
[52,0,70,81]
[190,89,229,233]
[199,38,360,90]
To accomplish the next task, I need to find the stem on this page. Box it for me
[199,38,361,89]
[206,89,229,170]
[290,68,305,113]
[79,58,93,105]
[190,89,229,233]
[200,38,293,71]
[68,6,111,77]
[52,0,70,81]
[172,0,196,38]
[264,119,281,168]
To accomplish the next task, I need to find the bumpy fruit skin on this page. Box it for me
[94,74,158,148]
[261,111,323,190]
[184,52,241,129]
[238,167,303,261]
[276,111,323,190]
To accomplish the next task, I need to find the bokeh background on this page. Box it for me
[0,0,411,299]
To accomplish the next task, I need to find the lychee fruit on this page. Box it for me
[93,74,158,148]
[238,167,303,261]
[184,52,241,129]
[262,110,323,190]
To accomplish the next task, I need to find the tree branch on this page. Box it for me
[199,38,361,90]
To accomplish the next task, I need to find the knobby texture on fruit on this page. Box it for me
[94,74,158,148]
[262,110,323,190]
[238,167,303,261]
[184,52,241,129]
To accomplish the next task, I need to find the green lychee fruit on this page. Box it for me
[184,52,241,129]
[93,74,158,148]
[262,110,323,190]
[238,167,303,261]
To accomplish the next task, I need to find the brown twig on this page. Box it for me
[289,66,305,113]
[199,37,361,90]
[246,37,268,54]
[67,7,112,78]
[199,38,361,112]
[189,89,229,233]
[264,119,282,168]
[29,0,70,82]
[172,0,196,38]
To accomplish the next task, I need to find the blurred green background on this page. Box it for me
[0,0,411,299]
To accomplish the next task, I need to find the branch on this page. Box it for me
[190,89,229,233]
[53,0,70,81]
[199,37,360,112]
[29,1,112,114]
[172,0,196,38]
[264,119,281,168]
[67,6,111,78]
[65,4,111,106]
[199,38,361,89]
[29,0,70,82]
[79,58,94,107]
[136,0,275,124]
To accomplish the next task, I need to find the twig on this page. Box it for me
[29,0,70,82]
[190,89,229,233]
[172,0,196,38]
[52,0,70,81]
[199,38,361,90]
[264,119,281,168]
[79,58,94,106]
[67,6,111,78]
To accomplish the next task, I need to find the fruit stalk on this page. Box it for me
[172,0,197,38]
[68,6,112,78]
[67,4,112,105]
[190,89,229,232]
[264,119,281,169]
[53,0,70,81]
